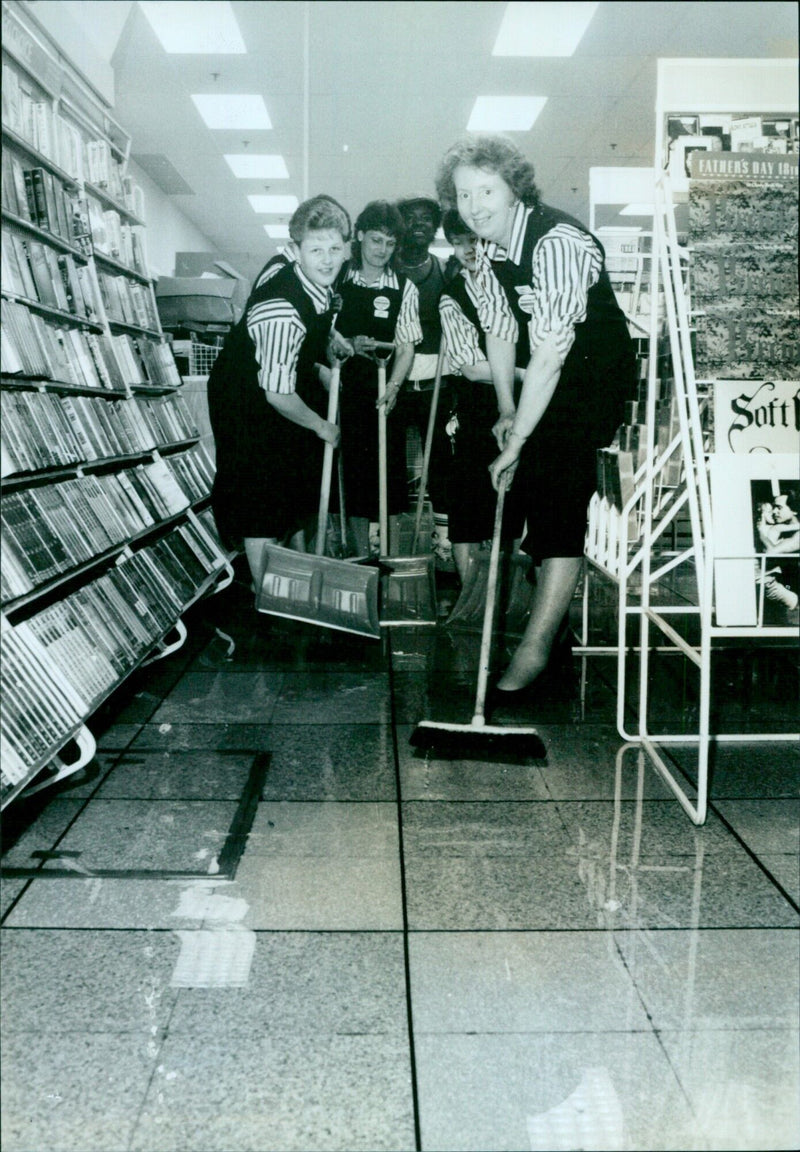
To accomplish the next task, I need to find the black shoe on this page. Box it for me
[483,675,541,719]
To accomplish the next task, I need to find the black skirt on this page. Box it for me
[209,367,327,547]
[514,351,634,561]
[445,379,525,544]
[339,358,408,519]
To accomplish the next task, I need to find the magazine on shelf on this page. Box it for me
[79,479,127,548]
[711,380,799,454]
[81,577,146,663]
[668,135,718,193]
[69,583,134,675]
[28,601,118,706]
[710,453,800,627]
[98,568,157,649]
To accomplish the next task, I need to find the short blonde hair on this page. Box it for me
[289,195,351,243]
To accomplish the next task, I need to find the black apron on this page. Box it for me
[336,267,410,518]
[441,273,524,543]
[489,206,637,559]
[208,262,333,547]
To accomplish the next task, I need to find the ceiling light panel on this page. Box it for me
[139,1,245,53]
[192,95,271,129]
[493,1,599,57]
[264,224,291,239]
[467,96,547,131]
[249,195,299,214]
[225,155,289,179]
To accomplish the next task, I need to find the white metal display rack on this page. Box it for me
[583,58,799,826]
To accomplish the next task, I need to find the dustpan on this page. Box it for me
[371,342,440,627]
[257,361,380,638]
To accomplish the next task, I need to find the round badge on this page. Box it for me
[373,295,390,318]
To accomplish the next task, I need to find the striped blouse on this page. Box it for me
[340,265,423,347]
[473,202,602,362]
[439,272,485,374]
[247,264,331,395]
[253,246,295,290]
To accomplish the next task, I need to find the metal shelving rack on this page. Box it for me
[0,1,234,806]
[583,58,799,826]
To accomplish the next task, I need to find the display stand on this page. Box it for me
[583,58,799,825]
[0,1,234,807]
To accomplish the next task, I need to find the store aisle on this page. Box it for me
[1,573,798,1152]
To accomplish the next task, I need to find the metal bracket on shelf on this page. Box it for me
[22,725,97,798]
[142,617,187,664]
[209,559,235,596]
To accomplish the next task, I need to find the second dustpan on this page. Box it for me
[257,361,380,639]
[373,342,439,627]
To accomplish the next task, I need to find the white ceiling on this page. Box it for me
[40,1,800,280]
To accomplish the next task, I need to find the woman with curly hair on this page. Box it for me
[436,134,636,708]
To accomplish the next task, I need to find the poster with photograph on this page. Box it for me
[667,115,700,140]
[710,454,800,626]
[668,136,718,192]
[712,380,800,454]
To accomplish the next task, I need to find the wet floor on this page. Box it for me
[1,571,798,1151]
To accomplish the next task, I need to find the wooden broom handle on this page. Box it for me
[412,341,445,555]
[472,470,509,726]
[316,360,341,557]
[377,358,389,556]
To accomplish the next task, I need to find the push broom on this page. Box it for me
[410,469,546,761]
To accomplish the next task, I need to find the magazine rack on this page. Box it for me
[584,59,799,826]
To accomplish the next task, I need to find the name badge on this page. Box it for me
[514,283,537,313]
[373,295,390,319]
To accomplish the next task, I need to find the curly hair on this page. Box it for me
[289,195,352,243]
[351,200,404,264]
[435,134,540,212]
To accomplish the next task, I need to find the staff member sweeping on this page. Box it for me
[438,209,525,584]
[207,195,352,591]
[393,194,453,562]
[336,200,422,557]
[436,133,636,707]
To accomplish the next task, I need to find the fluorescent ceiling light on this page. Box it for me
[139,1,245,53]
[225,155,289,179]
[192,95,271,129]
[493,1,599,56]
[619,203,655,216]
[430,246,454,261]
[248,195,299,214]
[264,224,290,239]
[467,96,547,132]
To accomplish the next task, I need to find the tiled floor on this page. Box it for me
[1,573,798,1152]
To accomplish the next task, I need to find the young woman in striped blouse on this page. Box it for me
[436,134,636,707]
[207,196,352,590]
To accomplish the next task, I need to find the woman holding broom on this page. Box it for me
[335,200,422,557]
[207,195,352,590]
[435,134,636,709]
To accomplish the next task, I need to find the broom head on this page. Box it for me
[410,719,546,763]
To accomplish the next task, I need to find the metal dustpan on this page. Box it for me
[257,546,380,637]
[372,342,439,627]
[257,361,380,639]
